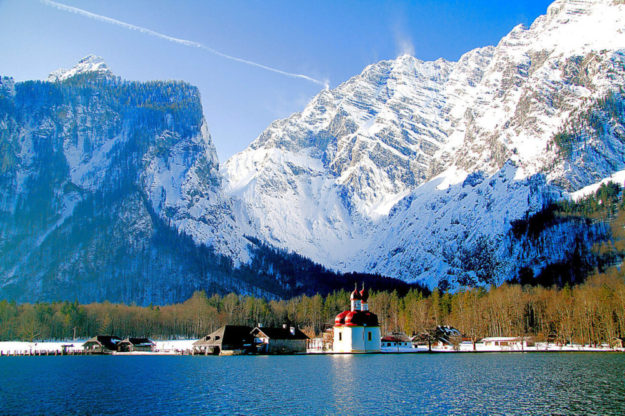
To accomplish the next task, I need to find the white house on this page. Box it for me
[381,332,412,348]
[480,337,534,350]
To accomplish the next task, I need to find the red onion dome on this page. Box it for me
[363,311,379,327]
[345,311,358,326]
[350,288,362,300]
[345,310,379,327]
[359,287,369,302]
[334,311,349,326]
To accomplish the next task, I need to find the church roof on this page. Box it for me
[334,310,379,327]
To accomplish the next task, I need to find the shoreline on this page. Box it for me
[0,340,623,356]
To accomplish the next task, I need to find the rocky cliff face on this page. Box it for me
[224,0,625,286]
[224,55,459,267]
[0,58,256,303]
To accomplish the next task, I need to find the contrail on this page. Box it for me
[41,0,329,88]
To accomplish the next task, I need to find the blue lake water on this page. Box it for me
[1,353,624,415]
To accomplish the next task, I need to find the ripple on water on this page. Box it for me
[0,353,624,415]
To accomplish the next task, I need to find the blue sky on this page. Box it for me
[0,0,554,161]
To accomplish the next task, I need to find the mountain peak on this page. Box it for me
[545,0,623,20]
[48,55,112,82]
[548,0,615,13]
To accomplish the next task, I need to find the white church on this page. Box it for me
[333,284,381,353]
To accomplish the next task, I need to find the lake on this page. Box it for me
[1,353,624,415]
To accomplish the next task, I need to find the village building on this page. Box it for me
[251,325,309,354]
[411,326,464,350]
[117,338,155,352]
[481,336,535,349]
[82,335,122,354]
[306,327,335,353]
[434,326,463,347]
[333,284,381,353]
[381,332,412,348]
[60,344,75,355]
[610,337,625,349]
[411,332,431,348]
[193,325,254,355]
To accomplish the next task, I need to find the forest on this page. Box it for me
[1,270,624,346]
[2,183,625,345]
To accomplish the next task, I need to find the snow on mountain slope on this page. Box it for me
[446,0,625,179]
[140,117,250,263]
[6,0,625,295]
[48,55,111,82]
[225,0,625,285]
[227,55,455,217]
[354,164,564,287]
[1,58,258,302]
[50,58,251,264]
[224,56,466,267]
[570,168,625,200]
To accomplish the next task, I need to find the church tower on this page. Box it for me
[350,284,361,311]
[360,284,369,311]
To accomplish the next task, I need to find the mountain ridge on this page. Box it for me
[3,0,625,301]
[224,0,625,286]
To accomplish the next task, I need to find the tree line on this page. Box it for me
[1,270,624,346]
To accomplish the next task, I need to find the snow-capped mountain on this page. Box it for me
[224,56,461,267]
[0,59,258,303]
[4,0,625,301]
[47,54,111,82]
[225,0,625,286]
[1,57,414,304]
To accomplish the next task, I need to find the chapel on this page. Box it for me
[333,284,381,353]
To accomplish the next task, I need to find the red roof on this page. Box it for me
[350,288,362,300]
[331,310,378,327]
[334,310,349,325]
[381,336,409,343]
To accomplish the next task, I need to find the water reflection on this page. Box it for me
[0,353,624,415]
[328,355,360,414]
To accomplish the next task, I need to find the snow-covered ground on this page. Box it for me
[0,340,198,355]
[311,342,624,354]
[0,341,85,355]
[1,339,622,355]
[570,169,625,201]
[395,342,623,353]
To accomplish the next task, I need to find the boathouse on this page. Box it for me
[193,325,254,355]
[117,338,155,352]
[251,325,309,354]
[82,335,122,354]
